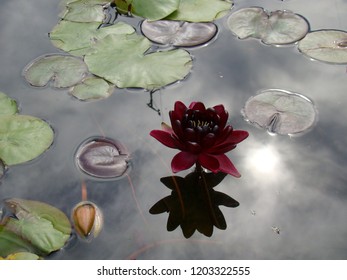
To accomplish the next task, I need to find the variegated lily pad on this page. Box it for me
[70,77,114,101]
[242,89,317,135]
[23,54,88,88]
[84,33,192,90]
[141,20,217,47]
[227,7,309,45]
[298,30,347,64]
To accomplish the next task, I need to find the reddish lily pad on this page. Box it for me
[141,20,218,47]
[242,89,317,135]
[75,137,130,178]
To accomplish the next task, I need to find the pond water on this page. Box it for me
[1,0,347,259]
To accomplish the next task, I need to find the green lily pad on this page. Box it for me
[298,30,347,64]
[0,91,18,116]
[227,7,309,45]
[1,198,71,255]
[84,33,192,90]
[60,0,109,23]
[166,0,233,22]
[141,20,218,47]
[24,54,88,88]
[70,76,114,101]
[242,89,317,135]
[0,115,54,165]
[50,21,135,56]
[1,252,40,260]
[114,0,180,21]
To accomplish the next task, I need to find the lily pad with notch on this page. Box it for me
[84,33,193,90]
[75,137,131,178]
[141,20,218,47]
[242,89,317,135]
[49,21,135,56]
[59,0,110,23]
[23,54,88,88]
[298,30,347,64]
[0,115,54,165]
[227,7,309,45]
[0,91,18,116]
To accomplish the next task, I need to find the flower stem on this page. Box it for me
[195,162,203,174]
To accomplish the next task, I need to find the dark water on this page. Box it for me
[1,0,347,259]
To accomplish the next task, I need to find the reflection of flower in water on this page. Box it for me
[150,101,249,177]
[150,171,239,238]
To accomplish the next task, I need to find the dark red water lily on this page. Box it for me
[150,101,249,177]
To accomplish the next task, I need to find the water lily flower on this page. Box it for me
[150,101,249,177]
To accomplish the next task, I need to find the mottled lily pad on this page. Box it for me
[227,7,309,45]
[0,115,54,165]
[75,137,130,178]
[23,54,88,88]
[0,198,71,256]
[50,21,135,56]
[242,89,317,135]
[70,77,114,101]
[0,252,40,260]
[166,0,233,22]
[298,30,347,64]
[84,33,192,90]
[141,20,218,47]
[0,91,18,116]
[60,0,109,23]
[114,0,180,21]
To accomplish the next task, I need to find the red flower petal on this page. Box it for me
[213,104,228,128]
[150,130,179,149]
[173,101,187,119]
[214,154,241,177]
[198,153,220,173]
[189,102,206,111]
[171,152,197,173]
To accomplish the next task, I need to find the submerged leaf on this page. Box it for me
[84,33,192,90]
[141,20,217,47]
[114,0,180,20]
[23,54,88,88]
[0,92,18,116]
[70,77,114,101]
[227,7,309,45]
[1,198,71,255]
[75,137,130,178]
[0,115,54,165]
[242,89,317,135]
[298,30,347,64]
[166,0,233,22]
[49,21,135,56]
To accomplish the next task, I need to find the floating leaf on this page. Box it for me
[0,91,18,116]
[84,33,192,90]
[227,7,309,45]
[141,20,218,47]
[114,0,180,21]
[298,30,347,64]
[70,77,114,101]
[0,252,40,260]
[49,21,135,56]
[1,198,71,256]
[0,115,54,165]
[75,137,130,178]
[60,0,109,23]
[0,159,5,179]
[24,54,88,88]
[166,0,233,22]
[242,89,317,135]
[71,201,103,242]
